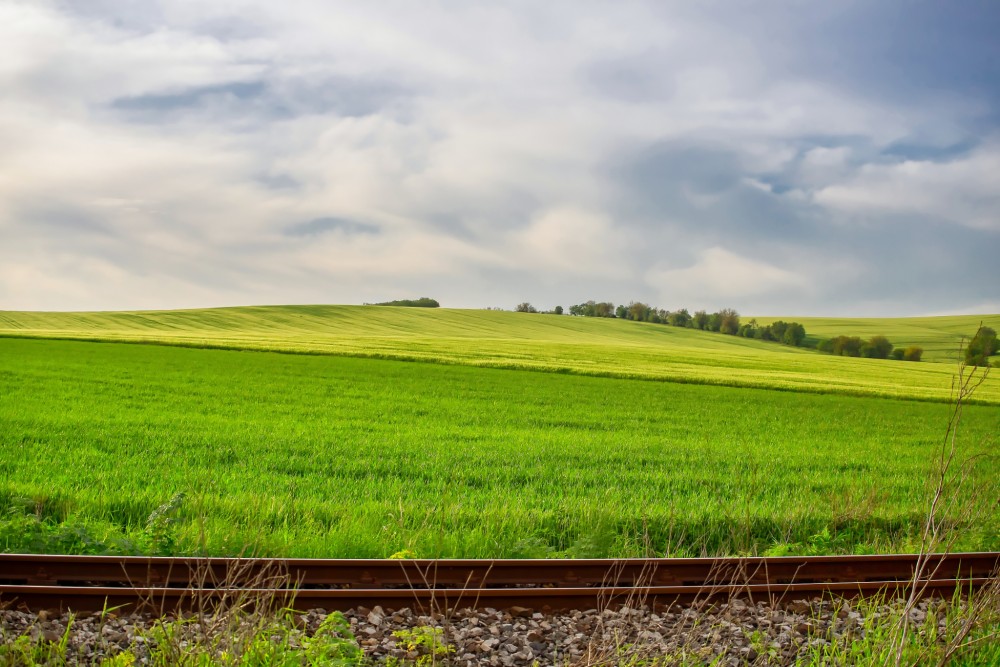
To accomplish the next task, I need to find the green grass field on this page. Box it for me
[1,306,998,404]
[1,337,997,558]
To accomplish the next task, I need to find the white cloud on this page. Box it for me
[813,143,1000,231]
[511,206,628,277]
[646,247,807,304]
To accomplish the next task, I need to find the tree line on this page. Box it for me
[531,300,810,349]
[368,297,440,308]
[513,300,964,363]
[818,335,922,361]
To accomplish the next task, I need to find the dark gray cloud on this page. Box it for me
[584,55,674,103]
[255,172,301,191]
[112,81,266,112]
[284,217,378,237]
[609,141,821,249]
[880,138,979,163]
[110,77,411,124]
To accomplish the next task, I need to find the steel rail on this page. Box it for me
[0,579,993,614]
[1,552,996,613]
[3,552,997,587]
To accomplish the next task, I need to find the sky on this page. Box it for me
[1,1,998,316]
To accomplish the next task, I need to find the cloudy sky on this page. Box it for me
[2,1,998,315]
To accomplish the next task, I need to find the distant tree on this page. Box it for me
[782,322,806,347]
[756,325,776,342]
[738,323,756,338]
[515,302,538,313]
[373,297,440,307]
[615,304,628,319]
[668,309,691,328]
[553,305,563,315]
[718,308,740,335]
[691,310,709,330]
[861,335,894,359]
[769,321,789,342]
[626,301,654,322]
[830,335,863,357]
[891,348,905,360]
[902,346,923,362]
[706,312,723,332]
[965,327,998,366]
[569,301,616,317]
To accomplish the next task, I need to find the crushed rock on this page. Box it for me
[1,597,951,666]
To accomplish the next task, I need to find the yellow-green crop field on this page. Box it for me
[0,306,998,559]
[1,306,998,403]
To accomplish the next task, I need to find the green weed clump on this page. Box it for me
[801,593,1000,667]
[1,337,997,559]
[0,611,363,666]
[388,627,454,666]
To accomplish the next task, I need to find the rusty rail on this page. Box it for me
[2,552,997,613]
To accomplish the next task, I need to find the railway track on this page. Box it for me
[2,552,997,614]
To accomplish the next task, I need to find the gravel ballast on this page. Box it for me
[1,597,950,666]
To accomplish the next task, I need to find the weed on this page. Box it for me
[145,493,186,556]
[389,626,454,666]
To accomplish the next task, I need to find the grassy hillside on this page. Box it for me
[3,337,997,558]
[0,306,997,403]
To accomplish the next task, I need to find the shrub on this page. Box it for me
[902,346,923,362]
[965,327,998,366]
[782,322,806,347]
[830,335,863,357]
[891,348,905,360]
[515,302,537,313]
[861,335,894,359]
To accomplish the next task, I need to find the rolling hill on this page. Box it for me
[1,306,997,403]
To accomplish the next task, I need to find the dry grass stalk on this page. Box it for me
[892,329,996,667]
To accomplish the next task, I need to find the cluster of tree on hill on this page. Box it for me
[513,301,1000,366]
[567,301,615,318]
[515,302,564,314]
[965,327,998,367]
[817,335,922,361]
[369,297,440,308]
[734,319,807,346]
[544,300,809,348]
